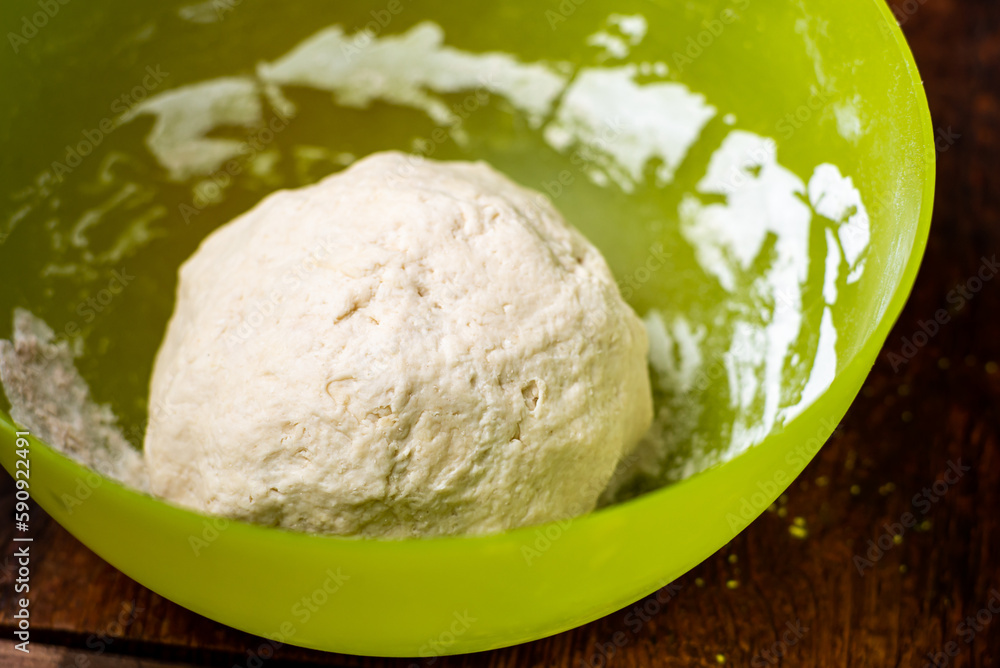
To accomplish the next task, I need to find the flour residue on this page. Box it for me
[119,20,713,198]
[601,309,708,497]
[544,66,716,192]
[793,2,868,147]
[809,163,870,283]
[177,0,225,24]
[833,98,865,144]
[587,14,648,61]
[783,306,837,421]
[822,227,839,304]
[794,11,830,91]
[636,130,872,478]
[257,21,567,130]
[645,311,706,395]
[681,131,809,291]
[122,21,569,184]
[678,130,811,464]
[0,309,147,490]
[130,76,264,181]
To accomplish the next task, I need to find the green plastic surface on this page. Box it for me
[0,0,933,656]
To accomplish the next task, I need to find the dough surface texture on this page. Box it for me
[145,151,652,537]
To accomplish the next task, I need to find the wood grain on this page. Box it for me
[2,0,999,666]
[0,640,196,668]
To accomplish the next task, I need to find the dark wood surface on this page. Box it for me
[2,0,999,666]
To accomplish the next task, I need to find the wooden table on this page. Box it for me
[2,0,999,665]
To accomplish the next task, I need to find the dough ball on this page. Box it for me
[145,151,652,537]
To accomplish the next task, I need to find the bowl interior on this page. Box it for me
[0,0,933,656]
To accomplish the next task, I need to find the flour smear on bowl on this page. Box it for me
[1,14,870,505]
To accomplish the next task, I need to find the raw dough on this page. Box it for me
[145,151,652,537]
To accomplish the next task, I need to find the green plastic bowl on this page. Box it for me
[0,0,932,656]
